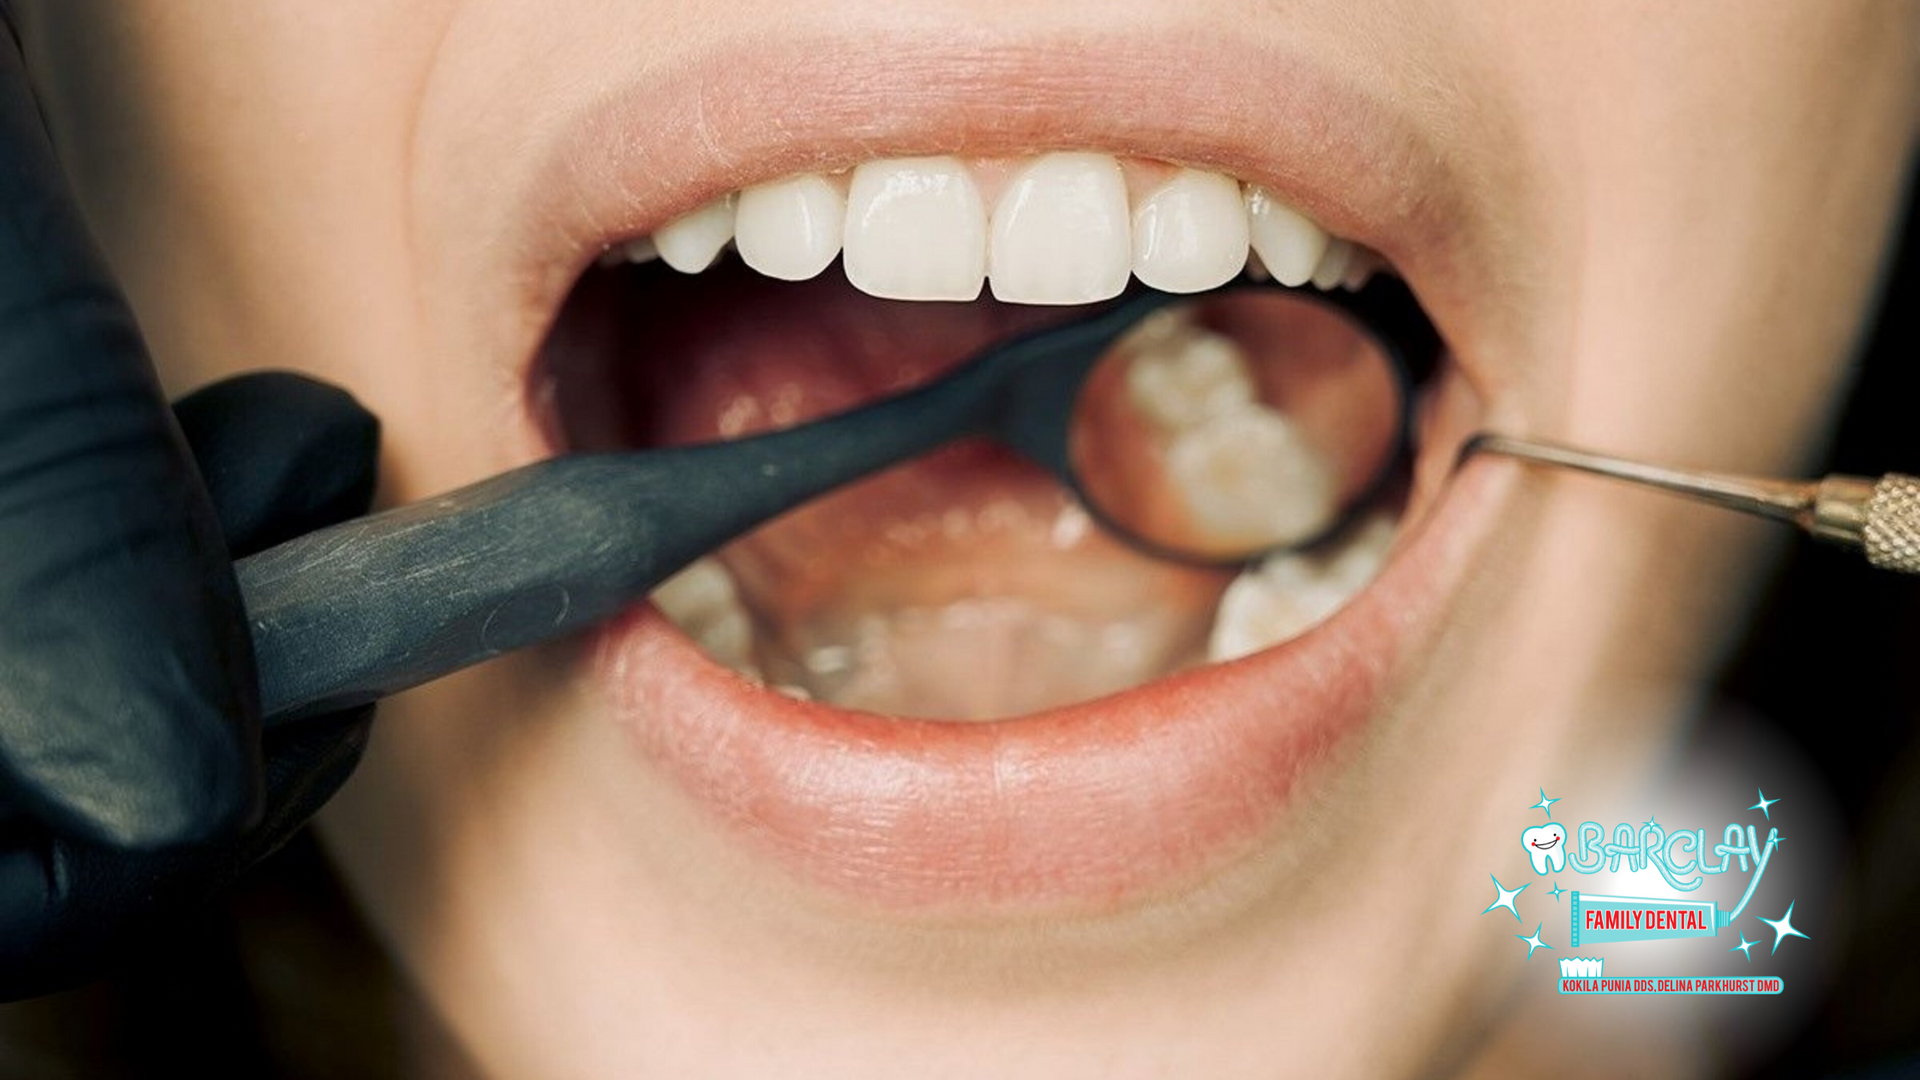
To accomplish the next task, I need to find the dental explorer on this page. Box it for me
[1462,434,1920,574]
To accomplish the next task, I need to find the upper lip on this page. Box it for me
[488,20,1510,910]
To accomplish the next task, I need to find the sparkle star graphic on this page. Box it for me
[1730,933,1759,962]
[1751,788,1780,821]
[1485,875,1527,920]
[1644,814,1660,832]
[1548,881,1566,903]
[1759,902,1809,954]
[1516,923,1552,960]
[1532,788,1560,820]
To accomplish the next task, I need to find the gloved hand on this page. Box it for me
[0,21,381,998]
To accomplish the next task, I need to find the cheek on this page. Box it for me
[1449,2,1913,465]
[23,1,457,403]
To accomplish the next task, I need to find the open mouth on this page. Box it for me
[539,152,1418,718]
[508,34,1506,912]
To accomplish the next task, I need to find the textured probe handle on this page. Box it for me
[1864,474,1920,573]
[1460,434,1920,575]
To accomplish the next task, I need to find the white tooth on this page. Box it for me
[595,236,657,269]
[1124,327,1256,432]
[1245,185,1329,288]
[1206,513,1396,662]
[1309,237,1355,291]
[650,558,737,626]
[696,609,759,679]
[803,644,853,677]
[1049,503,1093,548]
[843,157,986,301]
[989,152,1132,305]
[1523,824,1568,874]
[622,236,659,265]
[1168,405,1338,549]
[655,195,737,273]
[651,559,759,677]
[735,173,846,282]
[1340,246,1377,291]
[1130,169,1250,294]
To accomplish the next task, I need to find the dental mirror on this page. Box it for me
[1057,288,1410,564]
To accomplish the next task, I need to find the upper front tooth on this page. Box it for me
[843,157,987,301]
[735,173,846,282]
[989,152,1132,305]
[1245,185,1329,288]
[655,195,737,273]
[1130,168,1250,294]
[637,158,1363,304]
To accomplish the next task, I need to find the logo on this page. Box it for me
[1483,787,1807,996]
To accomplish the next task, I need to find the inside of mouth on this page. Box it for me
[535,253,1425,721]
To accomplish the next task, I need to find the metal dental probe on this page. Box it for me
[1461,434,1920,574]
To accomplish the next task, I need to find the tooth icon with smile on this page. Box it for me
[1522,823,1566,874]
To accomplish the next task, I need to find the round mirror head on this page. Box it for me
[1067,290,1406,564]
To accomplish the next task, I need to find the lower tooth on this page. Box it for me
[1121,310,1342,548]
[1124,327,1256,432]
[771,601,1203,720]
[1206,512,1399,663]
[1166,405,1338,547]
[650,559,761,680]
[803,644,854,677]
[652,499,1393,707]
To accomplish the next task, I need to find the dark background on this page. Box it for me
[1733,179,1920,1076]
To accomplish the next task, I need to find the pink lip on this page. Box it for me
[517,26,1507,911]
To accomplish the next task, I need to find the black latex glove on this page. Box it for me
[0,23,381,998]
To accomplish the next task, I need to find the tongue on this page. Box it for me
[550,260,1232,719]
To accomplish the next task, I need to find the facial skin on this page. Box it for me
[15,1,1917,1076]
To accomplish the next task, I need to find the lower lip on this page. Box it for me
[588,445,1505,911]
